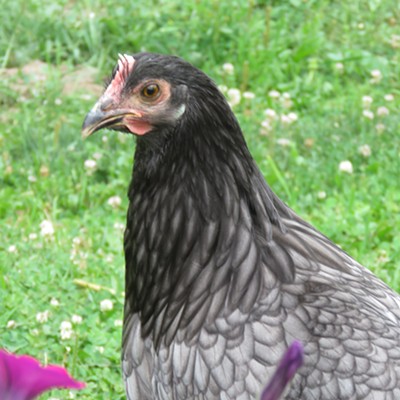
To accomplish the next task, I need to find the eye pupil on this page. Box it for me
[143,84,159,98]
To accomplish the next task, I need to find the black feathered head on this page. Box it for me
[82,53,236,140]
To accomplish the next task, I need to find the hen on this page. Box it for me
[82,53,400,399]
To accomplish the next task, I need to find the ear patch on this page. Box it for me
[104,54,136,100]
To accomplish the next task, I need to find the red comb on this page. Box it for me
[115,53,135,85]
[104,54,136,100]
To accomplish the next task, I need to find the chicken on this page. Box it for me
[82,53,400,399]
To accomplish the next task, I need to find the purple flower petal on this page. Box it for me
[0,349,85,400]
[261,341,304,400]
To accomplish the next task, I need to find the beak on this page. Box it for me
[81,101,141,139]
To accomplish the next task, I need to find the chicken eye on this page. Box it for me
[142,84,160,99]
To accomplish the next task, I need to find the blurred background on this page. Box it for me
[1,0,399,398]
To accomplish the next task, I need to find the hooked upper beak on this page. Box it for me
[81,101,141,139]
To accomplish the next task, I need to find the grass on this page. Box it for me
[1,0,399,398]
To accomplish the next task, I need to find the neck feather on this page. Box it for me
[123,106,288,347]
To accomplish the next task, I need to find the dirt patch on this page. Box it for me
[0,60,103,99]
[61,65,103,97]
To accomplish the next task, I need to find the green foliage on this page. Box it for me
[1,0,399,398]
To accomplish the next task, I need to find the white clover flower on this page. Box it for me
[317,191,327,200]
[54,98,62,106]
[30,328,40,337]
[268,90,280,99]
[36,310,50,324]
[92,152,102,160]
[384,94,394,102]
[260,128,271,137]
[261,120,272,130]
[280,113,297,125]
[222,63,234,75]
[113,222,125,231]
[227,88,241,107]
[28,233,38,240]
[102,135,109,143]
[335,62,344,72]
[60,321,73,340]
[362,110,374,120]
[390,34,400,49]
[84,159,97,174]
[339,160,353,174]
[28,175,37,183]
[371,70,382,78]
[280,93,293,109]
[370,69,382,84]
[71,314,83,324]
[107,195,122,209]
[105,254,114,263]
[218,85,228,93]
[96,346,105,354]
[67,143,76,152]
[280,115,291,125]
[114,319,123,327]
[358,144,371,157]
[7,320,16,329]
[72,237,82,246]
[89,12,95,19]
[40,220,55,237]
[287,112,298,123]
[8,245,17,253]
[377,106,389,117]
[362,96,373,108]
[264,109,277,120]
[276,138,292,147]
[50,297,60,307]
[243,91,255,100]
[375,123,385,134]
[100,299,114,312]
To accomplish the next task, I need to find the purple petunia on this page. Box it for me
[0,349,85,400]
[261,341,304,400]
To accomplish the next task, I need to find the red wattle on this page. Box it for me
[125,120,152,136]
